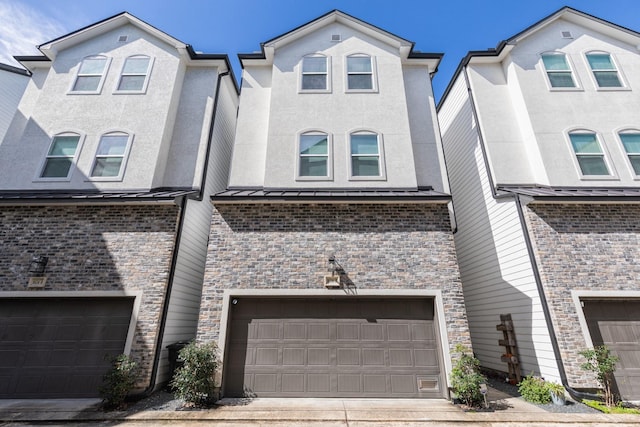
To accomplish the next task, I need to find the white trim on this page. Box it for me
[583,50,630,91]
[89,131,134,181]
[347,130,387,181]
[299,54,331,94]
[615,128,640,180]
[34,131,86,182]
[68,55,111,95]
[113,55,154,94]
[345,53,378,93]
[565,129,619,180]
[295,130,333,181]
[539,51,583,92]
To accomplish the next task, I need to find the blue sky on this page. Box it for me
[1,0,638,101]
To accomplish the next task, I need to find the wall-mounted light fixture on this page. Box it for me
[29,255,48,274]
[324,255,343,288]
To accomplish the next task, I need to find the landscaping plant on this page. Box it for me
[579,345,619,407]
[99,353,139,410]
[450,344,486,408]
[170,341,219,406]
[518,374,551,404]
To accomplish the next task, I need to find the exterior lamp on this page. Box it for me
[324,255,343,289]
[29,256,48,274]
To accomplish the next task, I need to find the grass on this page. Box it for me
[582,399,640,414]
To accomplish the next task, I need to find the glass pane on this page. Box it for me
[570,133,602,154]
[302,57,326,73]
[302,74,326,90]
[123,57,149,74]
[41,158,72,178]
[348,74,372,90]
[351,134,378,154]
[79,57,106,74]
[548,72,575,88]
[587,54,615,70]
[49,136,79,156]
[577,156,609,175]
[118,75,146,91]
[73,76,100,91]
[299,156,327,177]
[92,157,123,177]
[542,54,569,71]
[97,135,128,155]
[352,157,380,176]
[300,135,328,155]
[621,133,640,153]
[347,57,371,72]
[629,156,640,175]
[594,71,622,87]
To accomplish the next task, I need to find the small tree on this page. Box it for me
[170,341,219,406]
[450,344,486,408]
[579,345,619,407]
[99,354,138,410]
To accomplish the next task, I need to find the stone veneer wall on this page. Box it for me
[0,204,180,387]
[524,203,640,388]
[197,203,472,357]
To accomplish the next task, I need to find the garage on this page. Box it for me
[0,297,134,398]
[224,297,442,398]
[582,300,640,400]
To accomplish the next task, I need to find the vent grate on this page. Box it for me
[331,34,341,42]
[561,31,573,39]
[118,35,128,42]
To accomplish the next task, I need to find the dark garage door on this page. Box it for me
[583,300,640,400]
[225,298,442,398]
[0,297,134,398]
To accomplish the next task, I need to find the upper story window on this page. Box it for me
[90,132,132,180]
[116,55,153,93]
[39,133,82,179]
[568,131,610,176]
[541,52,576,88]
[619,131,640,176]
[298,132,331,179]
[71,55,109,93]
[301,55,329,92]
[346,54,375,91]
[586,52,623,88]
[349,131,385,180]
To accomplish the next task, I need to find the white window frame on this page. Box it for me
[114,55,154,94]
[566,130,616,180]
[345,54,377,93]
[617,129,640,179]
[584,51,628,90]
[348,130,386,181]
[69,55,110,94]
[299,54,331,93]
[89,131,133,181]
[35,132,84,181]
[296,130,332,181]
[540,52,581,91]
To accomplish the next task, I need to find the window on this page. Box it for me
[91,132,132,179]
[301,55,328,91]
[71,56,109,93]
[569,132,609,176]
[586,52,622,88]
[298,132,330,179]
[116,55,152,92]
[541,53,576,88]
[40,133,81,179]
[619,131,640,176]
[346,54,374,91]
[350,131,384,178]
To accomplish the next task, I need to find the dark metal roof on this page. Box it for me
[211,188,451,203]
[498,185,640,201]
[0,188,197,204]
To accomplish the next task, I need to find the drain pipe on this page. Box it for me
[514,194,600,402]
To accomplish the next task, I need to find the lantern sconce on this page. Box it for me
[29,255,48,275]
[324,255,343,289]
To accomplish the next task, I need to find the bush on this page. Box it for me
[579,345,619,407]
[99,354,138,410]
[518,374,551,404]
[450,344,486,407]
[170,341,219,406]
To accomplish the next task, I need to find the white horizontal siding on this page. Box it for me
[0,69,28,143]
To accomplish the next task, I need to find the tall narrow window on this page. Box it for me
[301,55,328,91]
[71,56,109,93]
[619,131,640,176]
[586,52,622,88]
[40,133,81,179]
[91,132,131,179]
[299,132,329,178]
[347,54,373,90]
[350,132,382,177]
[541,53,576,88]
[569,132,609,176]
[116,55,152,92]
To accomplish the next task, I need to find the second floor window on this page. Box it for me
[619,131,640,176]
[569,132,609,176]
[586,52,622,88]
[116,55,152,92]
[298,132,330,178]
[541,53,576,88]
[71,56,109,93]
[347,55,373,90]
[40,133,81,179]
[91,132,131,179]
[350,132,382,177]
[301,55,328,91]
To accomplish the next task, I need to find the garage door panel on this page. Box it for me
[308,323,330,340]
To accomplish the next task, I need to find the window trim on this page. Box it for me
[540,51,581,91]
[296,130,333,181]
[584,51,628,91]
[299,54,331,93]
[69,55,111,95]
[35,131,85,181]
[114,55,154,94]
[89,131,134,181]
[566,129,617,180]
[617,129,640,179]
[345,54,378,93]
[348,130,386,181]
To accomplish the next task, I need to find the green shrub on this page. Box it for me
[579,345,619,407]
[518,374,551,404]
[99,354,138,410]
[170,341,219,406]
[450,344,486,407]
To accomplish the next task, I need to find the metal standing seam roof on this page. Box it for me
[0,188,198,203]
[211,188,451,203]
[498,185,640,200]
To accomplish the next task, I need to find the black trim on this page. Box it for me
[0,188,198,204]
[14,55,50,62]
[0,62,30,76]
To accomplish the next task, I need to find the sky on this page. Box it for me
[1,0,638,102]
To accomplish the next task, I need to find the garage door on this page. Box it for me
[0,297,134,398]
[583,300,640,400]
[225,298,442,398]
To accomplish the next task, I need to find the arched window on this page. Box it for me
[568,131,610,176]
[541,52,575,88]
[40,132,82,179]
[346,54,374,91]
[298,131,330,179]
[90,132,132,179]
[586,52,622,88]
[349,131,384,178]
[619,130,640,176]
[301,55,328,91]
[116,55,153,92]
[71,55,109,93]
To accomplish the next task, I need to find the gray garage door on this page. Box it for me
[225,298,442,398]
[0,297,134,398]
[583,300,640,400]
